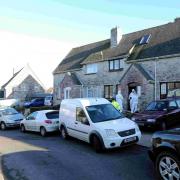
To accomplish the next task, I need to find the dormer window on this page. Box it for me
[139,34,151,45]
[86,63,97,74]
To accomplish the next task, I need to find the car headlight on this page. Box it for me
[135,124,140,132]
[105,129,118,137]
[147,119,156,122]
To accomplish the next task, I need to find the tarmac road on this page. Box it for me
[0,129,156,180]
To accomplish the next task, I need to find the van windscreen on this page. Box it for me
[86,104,123,123]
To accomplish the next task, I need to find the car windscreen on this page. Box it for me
[146,101,168,111]
[86,104,123,123]
[2,108,19,116]
[46,111,59,119]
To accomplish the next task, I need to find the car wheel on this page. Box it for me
[21,125,26,133]
[155,151,180,180]
[160,122,167,131]
[61,126,68,139]
[0,122,6,130]
[40,127,47,137]
[92,136,103,153]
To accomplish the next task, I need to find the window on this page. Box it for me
[86,104,123,123]
[76,107,89,125]
[139,34,151,44]
[176,100,180,108]
[64,87,71,99]
[86,63,97,74]
[160,82,180,99]
[109,59,123,71]
[104,85,113,99]
[169,101,177,109]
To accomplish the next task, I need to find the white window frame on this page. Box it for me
[86,63,97,74]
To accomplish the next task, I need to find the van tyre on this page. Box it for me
[0,122,6,130]
[61,126,68,140]
[155,151,180,180]
[40,127,47,137]
[92,136,103,153]
[21,125,26,133]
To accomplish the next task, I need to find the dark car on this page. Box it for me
[131,98,180,130]
[24,98,45,108]
[148,129,180,180]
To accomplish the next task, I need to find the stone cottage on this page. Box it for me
[53,18,180,110]
[0,64,45,100]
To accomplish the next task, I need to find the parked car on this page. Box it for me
[44,95,53,106]
[24,98,45,108]
[148,129,180,180]
[131,98,180,130]
[20,110,59,136]
[59,98,141,152]
[0,107,24,130]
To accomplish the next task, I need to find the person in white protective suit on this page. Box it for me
[129,89,138,113]
[116,90,123,112]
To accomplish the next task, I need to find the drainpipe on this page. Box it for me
[154,57,158,101]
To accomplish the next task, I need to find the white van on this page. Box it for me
[59,98,141,152]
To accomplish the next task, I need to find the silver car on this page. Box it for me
[0,107,24,130]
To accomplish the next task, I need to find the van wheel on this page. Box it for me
[40,127,47,137]
[21,125,26,133]
[0,122,6,130]
[92,136,102,153]
[61,126,68,139]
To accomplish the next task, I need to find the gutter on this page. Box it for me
[126,53,180,63]
[53,68,82,75]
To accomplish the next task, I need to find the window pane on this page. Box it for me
[87,64,97,74]
[76,107,86,122]
[114,60,119,70]
[175,82,180,88]
[161,83,167,95]
[168,83,175,90]
[109,61,114,70]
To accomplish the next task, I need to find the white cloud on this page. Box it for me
[0,30,78,89]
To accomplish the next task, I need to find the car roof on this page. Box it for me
[61,98,110,107]
[36,110,58,114]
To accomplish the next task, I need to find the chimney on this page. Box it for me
[110,27,122,48]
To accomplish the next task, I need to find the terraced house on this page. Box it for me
[53,18,180,110]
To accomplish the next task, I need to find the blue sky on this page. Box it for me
[0,0,179,87]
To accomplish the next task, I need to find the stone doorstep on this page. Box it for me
[0,155,4,180]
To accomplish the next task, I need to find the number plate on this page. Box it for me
[124,136,136,143]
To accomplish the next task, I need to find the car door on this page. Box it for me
[25,112,38,131]
[166,100,179,125]
[73,107,92,142]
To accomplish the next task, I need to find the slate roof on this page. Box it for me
[54,18,180,73]
[53,39,110,74]
[1,68,23,89]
